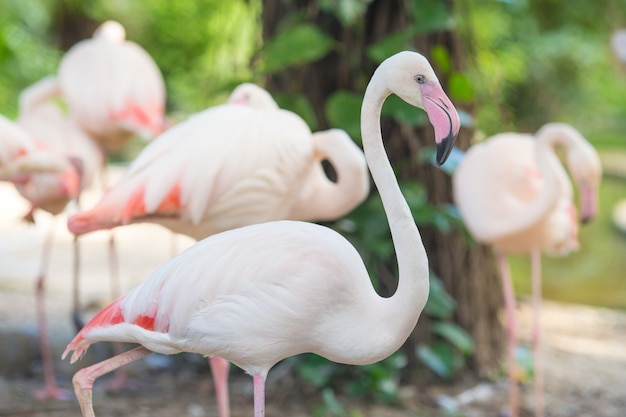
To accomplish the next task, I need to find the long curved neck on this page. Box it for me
[19,77,61,116]
[361,76,429,341]
[288,131,369,221]
[498,125,571,238]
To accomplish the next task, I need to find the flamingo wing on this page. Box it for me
[70,104,313,237]
[64,221,369,369]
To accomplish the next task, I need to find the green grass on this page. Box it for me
[509,155,626,310]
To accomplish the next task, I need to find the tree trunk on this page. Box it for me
[263,0,502,377]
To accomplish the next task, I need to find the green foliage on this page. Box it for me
[274,91,319,130]
[325,91,363,142]
[262,23,334,73]
[319,0,374,27]
[366,30,414,64]
[416,273,474,378]
[0,0,261,117]
[293,351,407,412]
[457,0,626,139]
[0,0,61,117]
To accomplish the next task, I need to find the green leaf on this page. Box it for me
[431,322,475,354]
[263,24,334,73]
[416,344,450,378]
[448,72,475,102]
[423,274,456,318]
[275,92,318,130]
[366,30,413,64]
[410,0,453,35]
[325,90,363,142]
[430,45,451,74]
[381,94,428,126]
[319,0,374,26]
[320,387,345,417]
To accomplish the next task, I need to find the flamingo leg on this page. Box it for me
[497,250,519,417]
[531,248,544,417]
[72,233,84,331]
[209,356,231,417]
[108,230,121,299]
[253,374,266,417]
[72,167,86,332]
[103,230,135,392]
[72,346,152,417]
[34,218,71,400]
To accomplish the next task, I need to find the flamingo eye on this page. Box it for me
[414,74,426,84]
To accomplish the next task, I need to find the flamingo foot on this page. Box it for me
[34,384,73,401]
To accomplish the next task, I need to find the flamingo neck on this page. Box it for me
[502,125,572,238]
[360,75,429,341]
[289,132,369,221]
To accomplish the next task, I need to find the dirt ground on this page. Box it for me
[1,299,625,417]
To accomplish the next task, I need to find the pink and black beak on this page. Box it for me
[421,82,461,166]
[579,183,598,224]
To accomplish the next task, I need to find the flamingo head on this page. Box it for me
[227,83,279,111]
[378,51,461,165]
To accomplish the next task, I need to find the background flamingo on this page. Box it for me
[0,114,68,182]
[57,20,167,151]
[452,123,602,417]
[67,82,370,417]
[68,83,369,238]
[62,50,460,417]
[9,76,103,400]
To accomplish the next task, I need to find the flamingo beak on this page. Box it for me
[579,183,598,224]
[421,82,461,166]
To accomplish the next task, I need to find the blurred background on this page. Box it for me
[0,0,625,416]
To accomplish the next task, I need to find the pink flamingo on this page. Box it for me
[62,50,461,417]
[67,82,370,417]
[0,114,68,182]
[67,82,370,238]
[11,76,103,400]
[452,123,602,417]
[58,20,167,151]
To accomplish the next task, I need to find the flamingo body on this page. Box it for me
[454,133,577,254]
[66,221,403,369]
[58,20,166,150]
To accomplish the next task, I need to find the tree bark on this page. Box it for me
[263,0,502,377]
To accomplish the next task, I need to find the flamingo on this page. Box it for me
[67,82,370,237]
[452,123,602,417]
[11,76,103,400]
[57,20,167,151]
[0,114,68,182]
[62,50,461,417]
[66,82,370,417]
